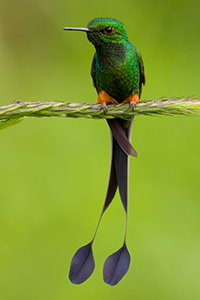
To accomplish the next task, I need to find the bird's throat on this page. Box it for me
[95,42,127,66]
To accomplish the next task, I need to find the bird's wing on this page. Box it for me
[136,49,146,97]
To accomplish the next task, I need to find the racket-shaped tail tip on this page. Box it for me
[103,243,131,286]
[69,242,95,284]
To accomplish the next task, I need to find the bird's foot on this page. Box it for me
[97,90,118,113]
[129,101,137,111]
[122,93,139,111]
[101,102,108,113]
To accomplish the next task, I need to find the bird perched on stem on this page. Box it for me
[64,17,145,286]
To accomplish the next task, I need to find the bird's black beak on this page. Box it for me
[63,27,93,33]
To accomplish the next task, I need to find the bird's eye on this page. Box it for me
[103,27,114,34]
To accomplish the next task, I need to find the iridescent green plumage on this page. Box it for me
[87,17,145,102]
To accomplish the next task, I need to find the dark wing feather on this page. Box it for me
[136,49,146,97]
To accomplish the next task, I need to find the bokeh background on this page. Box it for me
[0,0,200,299]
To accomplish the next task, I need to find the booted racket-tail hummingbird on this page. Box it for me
[63,17,145,285]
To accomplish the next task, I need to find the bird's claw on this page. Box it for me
[129,101,137,112]
[101,102,108,113]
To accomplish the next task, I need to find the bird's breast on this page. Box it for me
[96,58,135,102]
[94,43,140,102]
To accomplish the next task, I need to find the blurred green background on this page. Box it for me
[0,0,200,299]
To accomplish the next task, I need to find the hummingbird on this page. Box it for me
[64,17,145,286]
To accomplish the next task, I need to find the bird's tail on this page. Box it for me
[104,117,134,212]
[68,118,134,285]
[101,118,134,286]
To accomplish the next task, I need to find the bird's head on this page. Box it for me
[64,17,128,48]
[86,17,128,46]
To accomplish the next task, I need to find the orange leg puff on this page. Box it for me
[96,90,118,105]
[122,93,139,104]
[122,93,139,110]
